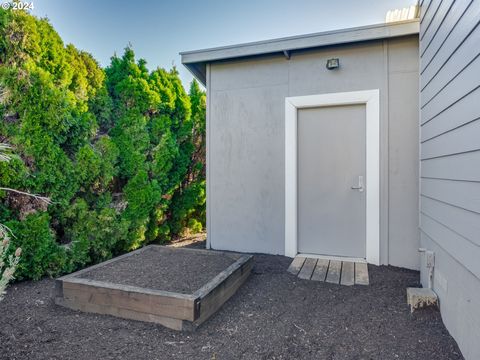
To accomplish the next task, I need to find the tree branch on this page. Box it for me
[0,187,52,204]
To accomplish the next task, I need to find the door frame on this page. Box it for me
[285,89,380,265]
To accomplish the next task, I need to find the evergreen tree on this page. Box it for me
[0,8,206,280]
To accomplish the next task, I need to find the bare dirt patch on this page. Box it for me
[167,232,206,249]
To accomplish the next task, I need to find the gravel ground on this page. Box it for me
[0,244,463,360]
[78,246,236,294]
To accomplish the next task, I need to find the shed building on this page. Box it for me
[182,20,421,269]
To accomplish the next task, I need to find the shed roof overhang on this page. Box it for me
[180,19,419,85]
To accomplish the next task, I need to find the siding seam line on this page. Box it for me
[421,193,480,214]
[421,17,480,86]
[420,189,480,216]
[420,0,474,74]
[421,41,480,104]
[420,148,480,161]
[420,176,480,184]
[420,0,455,56]
[421,84,480,125]
[420,211,480,248]
[420,0,445,41]
[420,0,435,25]
[419,229,480,281]
[421,116,480,143]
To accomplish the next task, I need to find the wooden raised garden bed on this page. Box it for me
[53,245,253,331]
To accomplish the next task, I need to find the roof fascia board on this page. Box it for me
[181,20,419,65]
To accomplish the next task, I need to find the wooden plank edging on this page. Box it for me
[193,256,254,325]
[61,276,196,300]
[193,254,253,300]
[54,247,254,329]
[55,297,188,331]
[57,245,151,280]
[162,244,243,260]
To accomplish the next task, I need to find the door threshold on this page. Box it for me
[297,253,367,264]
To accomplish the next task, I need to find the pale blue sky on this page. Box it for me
[26,0,417,87]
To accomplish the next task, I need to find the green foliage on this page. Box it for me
[63,199,128,271]
[0,8,206,281]
[168,80,207,235]
[188,218,203,234]
[170,180,206,235]
[122,170,161,249]
[6,213,66,280]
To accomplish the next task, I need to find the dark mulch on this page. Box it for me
[78,246,236,294]
[0,243,463,360]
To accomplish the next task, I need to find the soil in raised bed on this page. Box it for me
[78,246,237,294]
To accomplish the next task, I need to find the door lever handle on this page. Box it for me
[351,176,364,192]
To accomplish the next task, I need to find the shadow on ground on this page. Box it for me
[0,240,463,360]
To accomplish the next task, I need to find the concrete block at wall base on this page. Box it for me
[407,287,438,313]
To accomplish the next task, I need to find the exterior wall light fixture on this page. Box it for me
[326,58,340,70]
